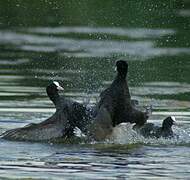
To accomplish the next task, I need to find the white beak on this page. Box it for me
[53,81,64,91]
[57,85,64,91]
[170,116,177,125]
[171,116,176,121]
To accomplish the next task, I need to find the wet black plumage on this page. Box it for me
[1,81,88,141]
[98,60,148,127]
[135,116,176,139]
[90,60,148,140]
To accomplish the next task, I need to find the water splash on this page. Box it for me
[107,123,144,144]
[107,123,190,146]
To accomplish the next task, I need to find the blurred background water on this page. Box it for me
[0,0,190,179]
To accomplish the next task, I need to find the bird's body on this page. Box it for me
[1,82,89,142]
[98,60,148,127]
[134,116,176,139]
[1,61,149,142]
[90,60,148,141]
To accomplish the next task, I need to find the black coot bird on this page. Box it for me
[46,81,88,131]
[135,116,176,139]
[1,81,88,142]
[89,60,148,140]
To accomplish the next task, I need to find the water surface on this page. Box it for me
[0,0,190,179]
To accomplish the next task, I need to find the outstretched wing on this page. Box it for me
[1,110,69,142]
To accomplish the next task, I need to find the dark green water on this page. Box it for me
[0,0,190,179]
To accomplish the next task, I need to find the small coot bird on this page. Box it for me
[89,60,148,140]
[46,81,89,133]
[134,116,176,139]
[1,81,88,142]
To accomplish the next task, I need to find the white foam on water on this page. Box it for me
[107,123,190,146]
[108,123,144,144]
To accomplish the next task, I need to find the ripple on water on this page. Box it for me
[0,2,189,179]
[0,29,190,59]
[133,82,190,96]
[0,58,29,65]
[178,9,190,17]
[27,26,175,39]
